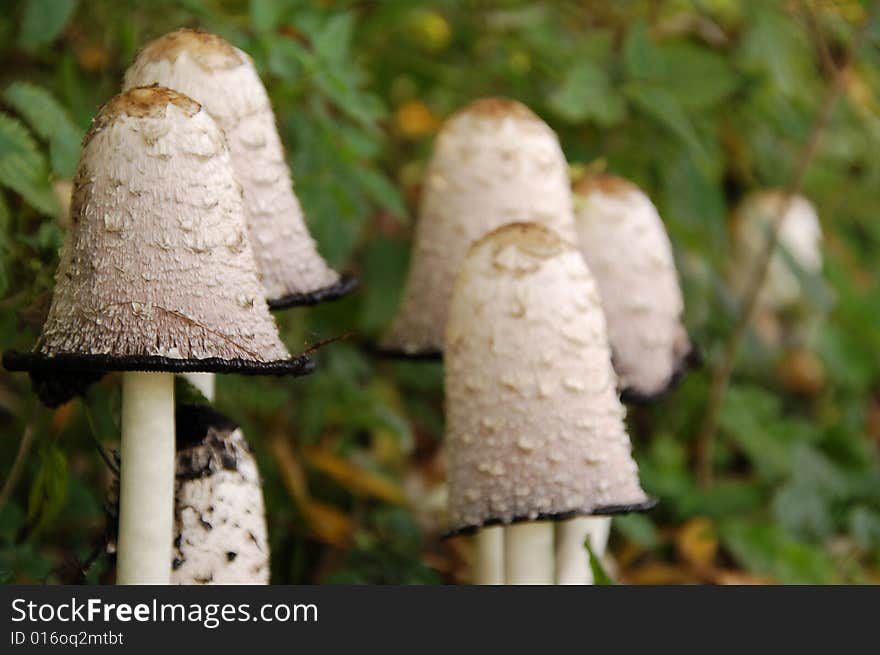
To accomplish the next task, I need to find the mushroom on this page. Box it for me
[123,29,355,401]
[3,86,313,584]
[730,190,823,331]
[572,173,694,403]
[173,403,269,584]
[444,222,653,584]
[123,29,355,310]
[380,97,578,357]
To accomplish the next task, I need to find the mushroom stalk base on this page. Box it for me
[180,372,216,402]
[504,522,554,585]
[474,526,504,585]
[555,516,612,585]
[117,372,175,585]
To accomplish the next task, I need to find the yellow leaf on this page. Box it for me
[269,434,308,505]
[302,500,353,548]
[395,100,440,138]
[675,517,718,569]
[303,446,405,505]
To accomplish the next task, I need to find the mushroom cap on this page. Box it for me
[3,86,311,378]
[123,29,351,307]
[380,97,578,356]
[172,404,270,584]
[444,222,653,535]
[730,190,822,310]
[573,174,693,401]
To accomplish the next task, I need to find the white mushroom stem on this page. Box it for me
[473,526,504,585]
[555,516,612,584]
[116,372,175,585]
[181,372,215,402]
[504,523,554,585]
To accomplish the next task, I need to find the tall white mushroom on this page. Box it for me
[554,173,692,582]
[572,174,693,403]
[123,30,355,399]
[3,86,313,584]
[173,404,270,584]
[123,29,351,308]
[380,97,578,357]
[445,222,653,584]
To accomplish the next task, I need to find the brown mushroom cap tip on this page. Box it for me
[135,28,244,70]
[86,85,201,146]
[572,173,640,197]
[123,29,345,304]
[456,97,540,121]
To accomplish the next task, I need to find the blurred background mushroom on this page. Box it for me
[572,173,694,403]
[444,222,653,584]
[3,86,314,583]
[380,97,577,358]
[729,190,827,350]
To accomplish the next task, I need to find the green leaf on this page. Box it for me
[654,42,738,111]
[720,519,837,584]
[736,2,811,97]
[26,444,69,536]
[548,60,625,126]
[849,507,880,550]
[250,0,287,34]
[625,85,706,160]
[312,12,355,63]
[585,540,614,585]
[613,513,658,549]
[718,385,819,481]
[358,237,410,334]
[623,22,737,111]
[18,0,77,51]
[622,22,660,81]
[353,166,407,220]
[4,82,84,177]
[0,113,59,216]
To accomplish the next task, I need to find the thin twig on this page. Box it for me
[82,401,119,476]
[803,0,838,79]
[0,424,35,509]
[693,7,874,487]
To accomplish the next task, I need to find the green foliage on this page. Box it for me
[585,540,614,585]
[0,113,58,216]
[26,444,69,536]
[0,0,878,585]
[4,82,84,177]
[18,0,78,52]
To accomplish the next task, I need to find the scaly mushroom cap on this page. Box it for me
[3,86,311,379]
[573,174,693,402]
[445,222,653,535]
[172,405,269,584]
[380,97,578,356]
[730,190,822,311]
[123,29,352,307]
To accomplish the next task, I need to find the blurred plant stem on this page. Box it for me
[0,423,34,509]
[693,3,875,487]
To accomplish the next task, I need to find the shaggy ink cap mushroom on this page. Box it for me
[173,404,270,584]
[730,190,822,312]
[380,97,578,358]
[123,29,355,308]
[444,222,654,536]
[572,174,694,403]
[2,86,313,392]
